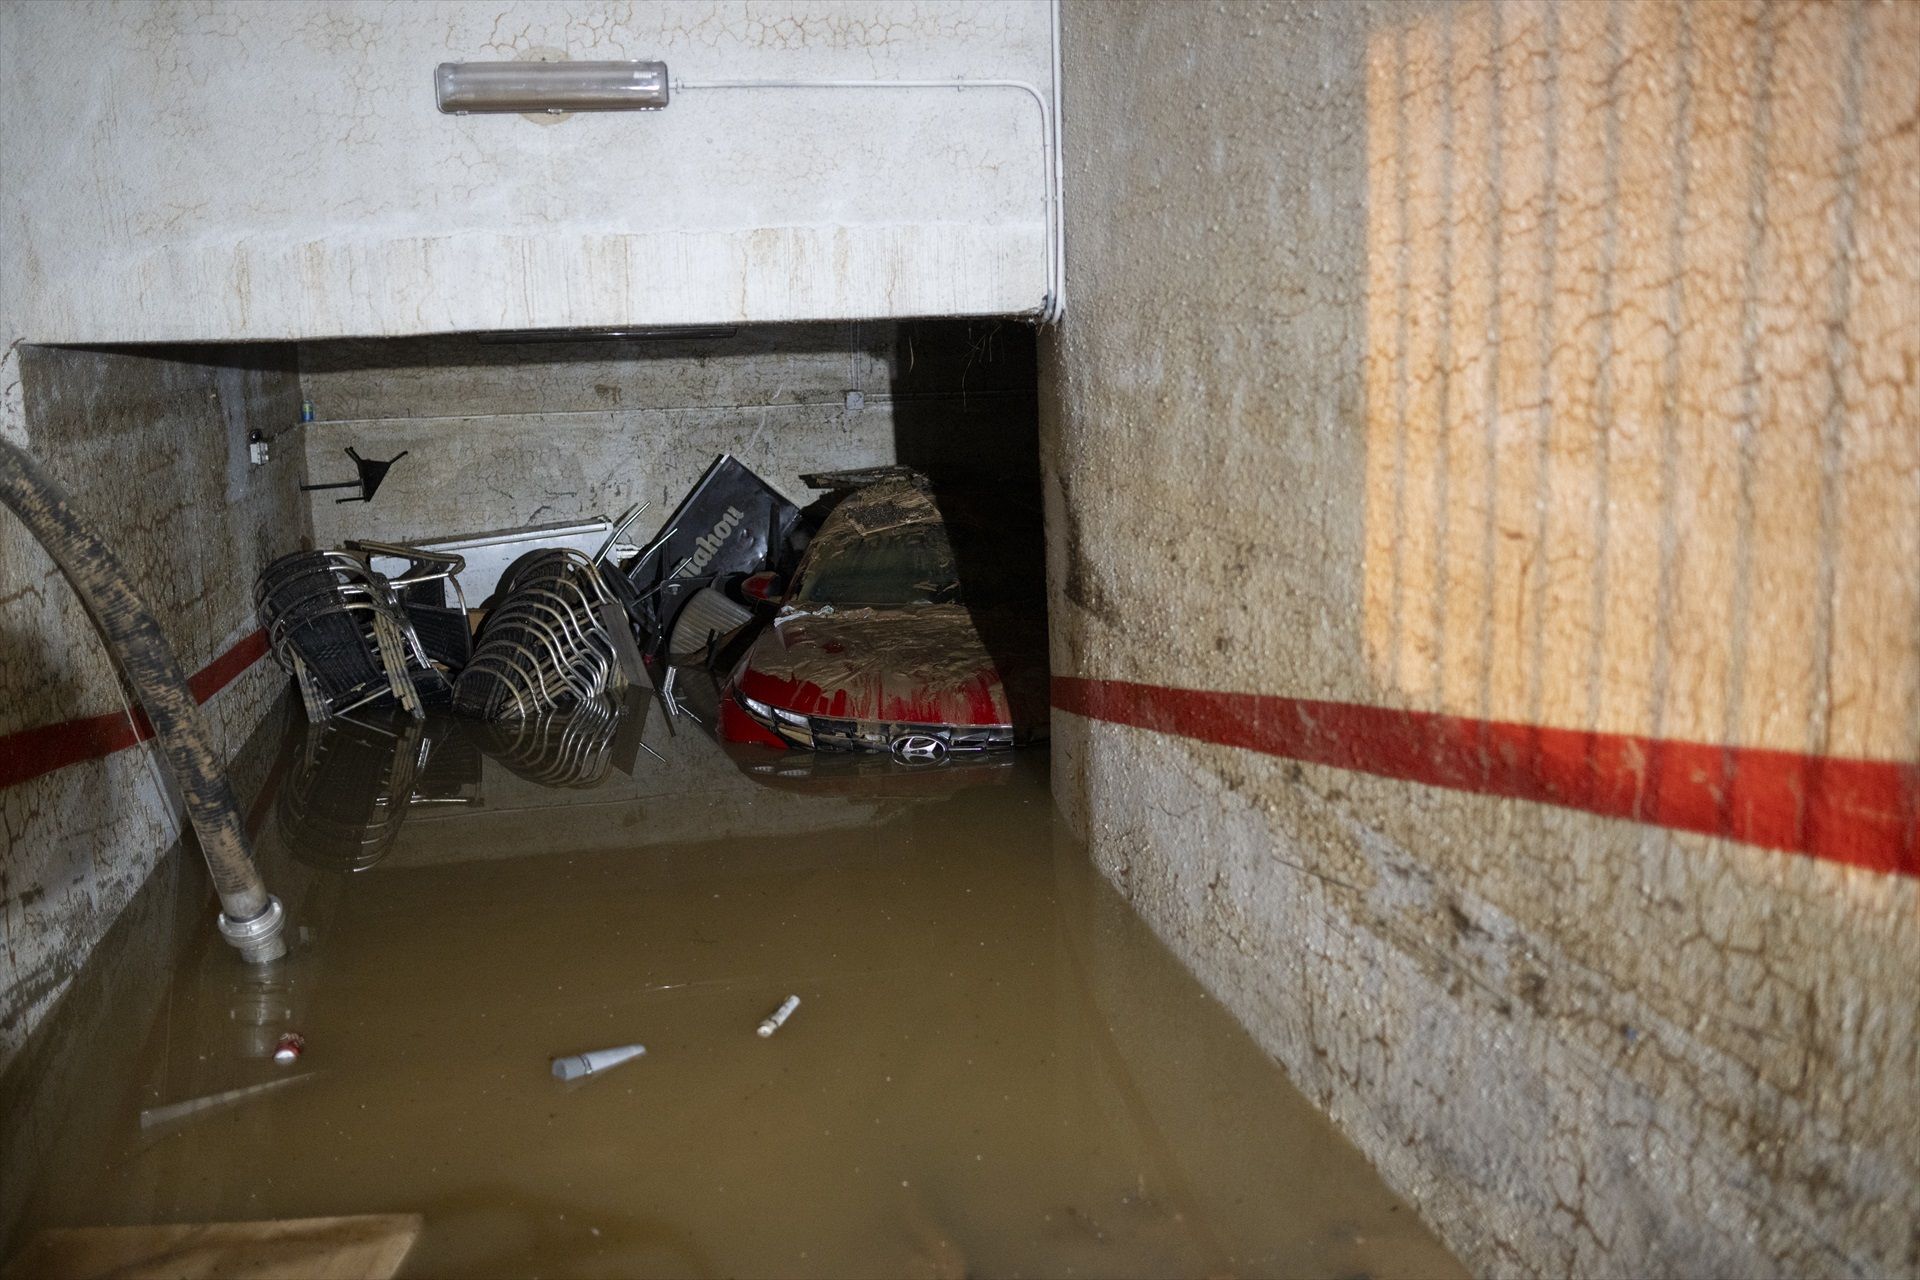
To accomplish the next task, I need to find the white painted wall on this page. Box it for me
[0,0,1053,351]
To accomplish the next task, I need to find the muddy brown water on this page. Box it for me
[3,700,1463,1279]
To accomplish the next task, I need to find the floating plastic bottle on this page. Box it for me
[758,995,801,1038]
[551,1042,647,1081]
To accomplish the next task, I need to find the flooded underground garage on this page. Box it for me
[0,320,1455,1279]
[3,3,1917,1278]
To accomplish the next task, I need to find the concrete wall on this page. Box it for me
[0,0,1053,348]
[1044,1,1918,1276]
[297,320,1038,549]
[0,345,309,1068]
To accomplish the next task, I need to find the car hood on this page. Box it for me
[732,604,1047,727]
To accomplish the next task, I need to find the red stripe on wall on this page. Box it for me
[0,629,271,792]
[188,628,270,704]
[1052,676,1920,879]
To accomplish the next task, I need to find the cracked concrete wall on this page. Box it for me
[1044,1,1918,1276]
[0,1,1053,348]
[0,345,308,1070]
[297,320,1038,548]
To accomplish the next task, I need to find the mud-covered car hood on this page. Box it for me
[731,604,1048,728]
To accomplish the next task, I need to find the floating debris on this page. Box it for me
[551,1043,647,1081]
[139,1074,316,1131]
[758,995,801,1038]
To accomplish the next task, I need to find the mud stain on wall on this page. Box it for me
[1361,0,1920,761]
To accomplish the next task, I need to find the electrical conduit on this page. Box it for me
[672,63,1065,323]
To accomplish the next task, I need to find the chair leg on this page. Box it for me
[292,655,331,724]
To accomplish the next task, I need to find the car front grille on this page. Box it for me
[808,719,1019,754]
[733,690,1023,756]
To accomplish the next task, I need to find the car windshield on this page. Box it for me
[792,525,959,607]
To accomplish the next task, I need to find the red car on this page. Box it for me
[718,473,1047,759]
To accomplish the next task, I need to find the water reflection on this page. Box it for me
[462,694,638,790]
[277,715,436,872]
[276,697,639,871]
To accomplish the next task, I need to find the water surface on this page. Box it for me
[5,702,1463,1279]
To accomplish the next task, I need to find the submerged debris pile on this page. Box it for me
[256,453,798,729]
[256,453,1045,764]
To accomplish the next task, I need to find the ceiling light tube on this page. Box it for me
[436,61,669,114]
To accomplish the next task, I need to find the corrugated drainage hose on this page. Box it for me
[0,437,285,964]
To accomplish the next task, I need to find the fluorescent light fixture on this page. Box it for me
[436,61,668,114]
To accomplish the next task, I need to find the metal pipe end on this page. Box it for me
[217,896,288,965]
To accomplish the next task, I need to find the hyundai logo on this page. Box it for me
[891,733,949,763]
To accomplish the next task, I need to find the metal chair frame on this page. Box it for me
[453,551,629,721]
[257,549,424,722]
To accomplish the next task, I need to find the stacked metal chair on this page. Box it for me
[346,539,472,704]
[255,549,431,723]
[452,548,631,721]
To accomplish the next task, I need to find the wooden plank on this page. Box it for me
[3,1214,422,1280]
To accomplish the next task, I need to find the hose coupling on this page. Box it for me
[217,896,288,965]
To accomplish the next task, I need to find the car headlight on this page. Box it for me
[741,694,773,718]
[773,707,809,726]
